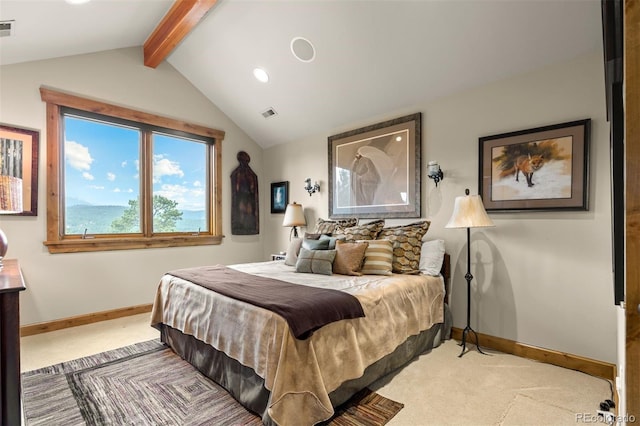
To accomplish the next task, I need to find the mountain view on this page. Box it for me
[65,203,206,235]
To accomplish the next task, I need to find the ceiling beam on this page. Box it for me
[143,0,218,68]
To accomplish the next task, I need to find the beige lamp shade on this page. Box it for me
[0,175,23,213]
[282,202,306,227]
[445,191,494,229]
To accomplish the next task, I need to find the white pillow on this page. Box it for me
[284,238,303,266]
[419,239,445,276]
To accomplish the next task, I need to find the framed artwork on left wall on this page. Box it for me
[0,124,39,216]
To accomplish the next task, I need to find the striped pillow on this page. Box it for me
[359,239,393,275]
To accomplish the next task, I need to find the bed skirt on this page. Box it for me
[159,304,452,425]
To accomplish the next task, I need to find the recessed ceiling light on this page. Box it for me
[253,68,269,83]
[65,0,91,4]
[290,37,316,63]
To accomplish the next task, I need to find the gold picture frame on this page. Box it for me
[0,124,39,216]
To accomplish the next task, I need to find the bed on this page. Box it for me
[150,247,451,426]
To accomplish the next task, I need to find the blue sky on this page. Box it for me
[64,116,207,210]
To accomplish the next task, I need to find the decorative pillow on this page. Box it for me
[419,239,446,276]
[295,247,336,275]
[359,239,393,275]
[314,218,358,234]
[334,219,385,241]
[284,238,303,266]
[319,233,346,249]
[332,241,369,276]
[376,221,431,274]
[302,238,330,250]
[304,232,323,240]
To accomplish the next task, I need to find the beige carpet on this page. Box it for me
[370,341,612,425]
[22,314,612,425]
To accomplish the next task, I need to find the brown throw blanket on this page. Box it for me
[166,265,365,339]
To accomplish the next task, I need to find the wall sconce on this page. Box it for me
[304,178,320,196]
[427,161,444,187]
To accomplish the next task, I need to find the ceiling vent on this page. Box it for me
[261,108,277,119]
[0,21,14,38]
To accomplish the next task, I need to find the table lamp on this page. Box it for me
[282,202,305,239]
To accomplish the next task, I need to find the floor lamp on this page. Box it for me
[445,188,494,357]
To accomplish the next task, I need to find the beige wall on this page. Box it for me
[0,47,616,364]
[263,51,617,363]
[0,47,265,325]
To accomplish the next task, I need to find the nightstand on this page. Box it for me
[0,259,26,426]
[271,253,286,261]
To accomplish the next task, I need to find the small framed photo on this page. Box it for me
[270,181,289,213]
[479,119,590,212]
[0,124,40,216]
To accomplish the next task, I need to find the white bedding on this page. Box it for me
[150,260,445,425]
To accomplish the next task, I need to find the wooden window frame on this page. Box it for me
[40,87,224,253]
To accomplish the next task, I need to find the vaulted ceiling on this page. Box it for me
[0,0,603,148]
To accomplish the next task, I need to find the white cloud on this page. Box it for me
[193,180,202,187]
[155,183,204,210]
[121,161,127,168]
[88,185,104,190]
[107,172,116,181]
[190,188,205,198]
[155,184,189,198]
[82,172,94,180]
[65,140,93,171]
[153,154,184,183]
[113,188,134,194]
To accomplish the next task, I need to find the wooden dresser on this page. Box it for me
[0,259,26,426]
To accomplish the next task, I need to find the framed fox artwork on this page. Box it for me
[478,119,590,212]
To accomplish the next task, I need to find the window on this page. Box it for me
[41,87,224,253]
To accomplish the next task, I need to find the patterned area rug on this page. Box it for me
[22,339,403,426]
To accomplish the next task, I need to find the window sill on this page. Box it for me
[43,235,224,254]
